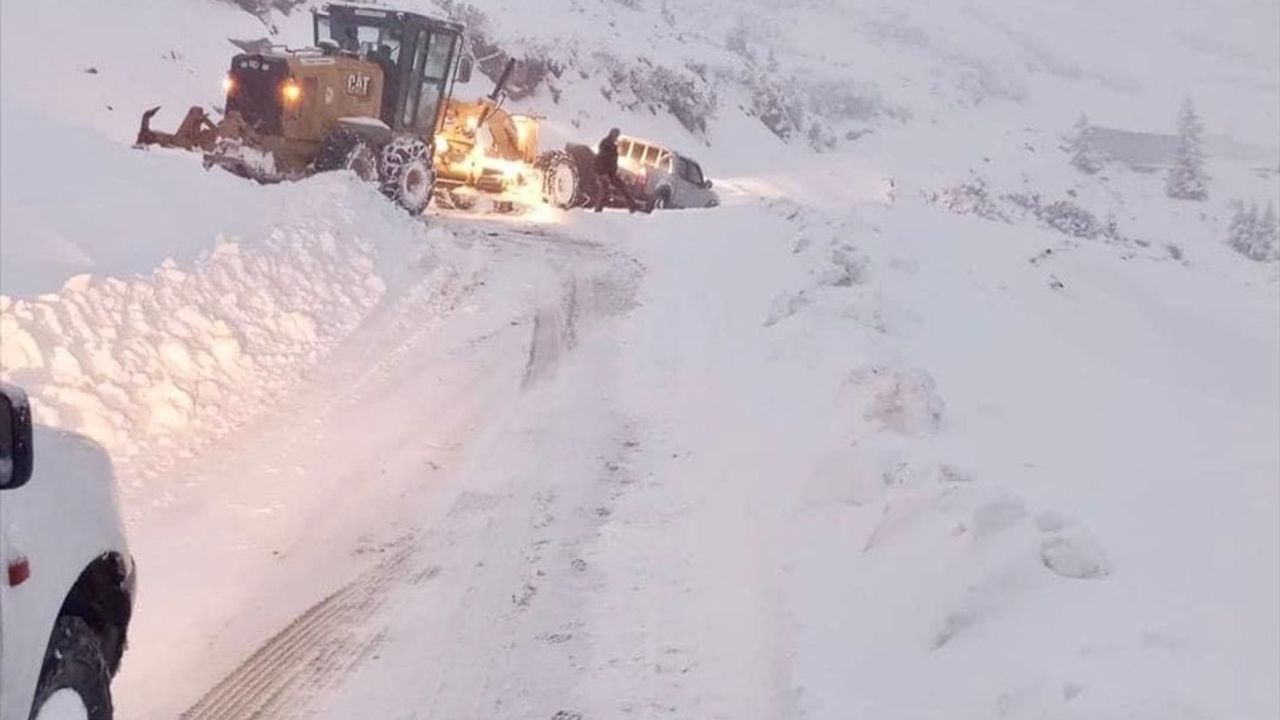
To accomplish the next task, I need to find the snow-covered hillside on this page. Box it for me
[1,0,1277,718]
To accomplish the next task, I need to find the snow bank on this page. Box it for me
[0,175,426,480]
[768,195,1280,719]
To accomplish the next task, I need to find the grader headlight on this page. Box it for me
[281,79,302,104]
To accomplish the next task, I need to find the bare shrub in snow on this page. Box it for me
[735,47,902,151]
[809,80,884,123]
[437,2,558,100]
[1041,200,1105,239]
[1063,113,1105,174]
[1001,190,1043,221]
[937,180,1139,246]
[1227,201,1280,261]
[1165,99,1210,201]
[601,58,718,136]
[927,173,1008,222]
[749,76,807,142]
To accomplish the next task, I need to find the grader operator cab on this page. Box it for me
[138,3,473,213]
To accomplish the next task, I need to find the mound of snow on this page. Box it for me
[1,173,429,479]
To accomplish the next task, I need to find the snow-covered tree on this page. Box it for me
[1262,202,1279,241]
[1227,201,1279,261]
[1064,113,1105,174]
[1165,99,1209,201]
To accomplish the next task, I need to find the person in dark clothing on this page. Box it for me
[594,128,639,213]
[371,43,400,127]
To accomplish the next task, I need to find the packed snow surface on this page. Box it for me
[1,0,1276,719]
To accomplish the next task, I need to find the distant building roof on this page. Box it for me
[1087,125,1280,170]
[1086,127,1178,168]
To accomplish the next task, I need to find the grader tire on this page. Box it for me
[380,137,435,215]
[314,129,379,182]
[537,150,584,209]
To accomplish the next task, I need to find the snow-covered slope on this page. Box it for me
[1,0,1277,719]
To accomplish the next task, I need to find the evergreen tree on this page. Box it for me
[1166,99,1209,200]
[1258,202,1280,259]
[1227,201,1279,261]
[1064,113,1104,174]
[1260,202,1278,241]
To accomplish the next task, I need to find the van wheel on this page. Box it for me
[652,189,671,210]
[30,617,112,720]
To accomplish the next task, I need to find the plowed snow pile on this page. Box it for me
[1,168,420,477]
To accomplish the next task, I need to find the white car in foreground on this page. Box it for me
[0,383,136,720]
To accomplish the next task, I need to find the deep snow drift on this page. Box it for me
[1,0,1277,719]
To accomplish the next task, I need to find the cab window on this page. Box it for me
[415,32,455,130]
[402,30,429,128]
[403,30,457,132]
[353,25,402,63]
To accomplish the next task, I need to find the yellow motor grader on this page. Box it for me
[432,61,581,210]
[138,2,585,213]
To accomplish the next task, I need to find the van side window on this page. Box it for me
[686,161,705,185]
[677,158,694,182]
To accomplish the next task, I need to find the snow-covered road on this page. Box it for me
[105,186,1278,720]
[106,214,635,717]
[113,199,832,718]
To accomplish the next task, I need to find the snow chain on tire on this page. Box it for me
[537,150,584,209]
[563,144,600,210]
[380,136,435,215]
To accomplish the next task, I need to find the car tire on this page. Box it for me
[653,189,671,210]
[29,616,113,720]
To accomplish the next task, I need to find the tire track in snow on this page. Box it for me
[180,536,420,720]
[522,279,580,390]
